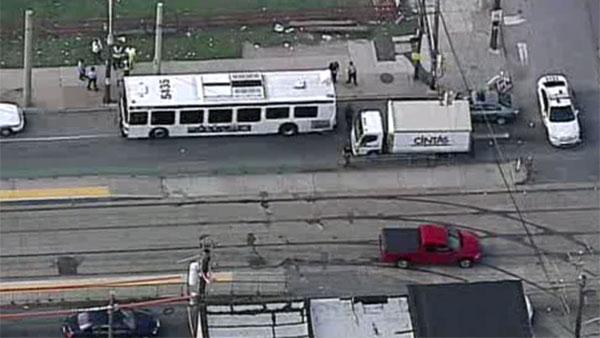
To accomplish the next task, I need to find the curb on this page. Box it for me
[23,105,117,114]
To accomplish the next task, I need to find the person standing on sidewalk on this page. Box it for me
[90,38,103,65]
[112,44,125,70]
[123,58,131,77]
[86,66,98,91]
[346,61,357,86]
[328,61,339,84]
[125,46,137,70]
[77,59,87,82]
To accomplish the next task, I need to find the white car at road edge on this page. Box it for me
[0,102,25,137]
[536,74,581,147]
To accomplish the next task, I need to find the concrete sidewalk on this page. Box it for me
[0,39,431,112]
[0,162,529,202]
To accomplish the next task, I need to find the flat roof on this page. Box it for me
[311,296,414,338]
[388,100,472,132]
[407,280,532,338]
[202,301,310,338]
[123,70,335,108]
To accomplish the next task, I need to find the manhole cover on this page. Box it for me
[380,73,394,84]
[57,256,78,275]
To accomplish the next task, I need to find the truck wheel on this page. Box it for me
[279,123,298,136]
[396,260,409,269]
[0,128,12,137]
[149,128,169,139]
[459,259,473,268]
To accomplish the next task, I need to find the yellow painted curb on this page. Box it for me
[0,186,111,202]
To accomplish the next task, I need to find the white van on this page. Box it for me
[0,103,25,137]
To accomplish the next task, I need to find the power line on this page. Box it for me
[437,10,555,287]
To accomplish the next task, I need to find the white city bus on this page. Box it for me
[119,69,336,139]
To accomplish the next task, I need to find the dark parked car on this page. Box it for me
[468,90,519,125]
[62,308,160,338]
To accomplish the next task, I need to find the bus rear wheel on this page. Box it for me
[150,128,169,139]
[279,123,298,136]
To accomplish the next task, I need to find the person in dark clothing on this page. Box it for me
[346,61,357,86]
[328,61,340,83]
[77,59,87,81]
[86,66,98,91]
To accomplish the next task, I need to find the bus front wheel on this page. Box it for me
[279,123,298,136]
[150,128,169,139]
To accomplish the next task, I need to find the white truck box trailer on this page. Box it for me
[386,100,472,153]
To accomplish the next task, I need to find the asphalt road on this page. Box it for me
[500,0,600,183]
[0,98,595,183]
[1,186,598,337]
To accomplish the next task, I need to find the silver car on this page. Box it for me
[469,90,519,125]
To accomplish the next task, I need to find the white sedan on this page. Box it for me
[0,102,25,137]
[536,75,581,147]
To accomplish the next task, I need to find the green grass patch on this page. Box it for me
[1,0,368,27]
[0,26,323,68]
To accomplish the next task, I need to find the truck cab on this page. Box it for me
[379,224,482,268]
[350,110,384,156]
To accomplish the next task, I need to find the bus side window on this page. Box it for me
[208,109,233,124]
[266,107,289,119]
[129,111,148,125]
[294,106,318,118]
[151,111,175,125]
[180,110,204,124]
[236,108,261,122]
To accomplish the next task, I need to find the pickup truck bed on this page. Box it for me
[381,228,420,254]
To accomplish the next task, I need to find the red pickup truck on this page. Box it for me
[379,224,482,268]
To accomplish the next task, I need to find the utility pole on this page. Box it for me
[103,0,114,103]
[152,2,164,74]
[198,247,211,338]
[575,274,587,338]
[22,10,33,107]
[412,0,426,80]
[107,291,115,338]
[430,0,441,90]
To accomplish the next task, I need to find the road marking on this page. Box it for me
[504,14,526,26]
[517,42,529,66]
[0,134,116,143]
[0,186,111,202]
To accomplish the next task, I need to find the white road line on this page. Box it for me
[517,42,529,66]
[503,14,526,26]
[0,134,117,143]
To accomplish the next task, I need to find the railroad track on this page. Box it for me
[1,185,597,303]
[2,5,399,38]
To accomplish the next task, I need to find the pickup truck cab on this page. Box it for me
[379,224,482,268]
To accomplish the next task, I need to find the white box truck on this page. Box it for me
[350,99,472,156]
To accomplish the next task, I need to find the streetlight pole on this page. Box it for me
[103,0,114,103]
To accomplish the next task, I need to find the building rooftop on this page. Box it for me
[202,300,310,338]
[310,296,414,338]
[407,280,532,338]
